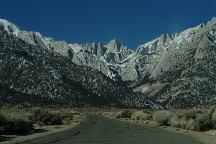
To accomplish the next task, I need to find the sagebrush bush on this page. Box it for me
[194,114,212,131]
[185,118,195,130]
[152,109,216,131]
[0,114,7,133]
[183,111,197,120]
[153,110,174,126]
[31,109,63,126]
[115,110,133,119]
[169,116,185,128]
[169,116,195,130]
[61,111,74,120]
[131,111,152,120]
[211,111,216,129]
[0,112,33,134]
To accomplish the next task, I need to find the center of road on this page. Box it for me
[22,115,203,144]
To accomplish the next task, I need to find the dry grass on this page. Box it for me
[131,110,152,121]
[115,110,133,119]
[211,112,216,129]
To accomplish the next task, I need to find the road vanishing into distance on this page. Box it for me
[23,116,203,144]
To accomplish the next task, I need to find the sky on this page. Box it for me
[0,0,216,48]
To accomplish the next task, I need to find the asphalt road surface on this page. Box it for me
[22,115,203,144]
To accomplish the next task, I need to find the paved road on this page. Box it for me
[23,115,203,144]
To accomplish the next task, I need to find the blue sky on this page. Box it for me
[1,0,216,48]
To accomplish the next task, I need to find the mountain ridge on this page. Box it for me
[0,28,156,108]
[1,17,216,108]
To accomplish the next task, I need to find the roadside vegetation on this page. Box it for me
[0,111,33,135]
[30,108,74,126]
[1,106,216,140]
[0,107,78,136]
[115,108,216,132]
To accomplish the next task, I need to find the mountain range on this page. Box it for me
[1,17,216,108]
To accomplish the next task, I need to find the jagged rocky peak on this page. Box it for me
[97,42,107,57]
[106,39,122,52]
[78,42,107,57]
[159,33,177,43]
[104,39,132,64]
[207,17,216,26]
[0,19,20,36]
[136,23,209,57]
[207,18,216,39]
[136,33,179,56]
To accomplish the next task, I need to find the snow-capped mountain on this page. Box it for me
[0,24,155,108]
[0,19,133,81]
[1,17,216,108]
[130,18,216,107]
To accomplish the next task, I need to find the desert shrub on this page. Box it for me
[211,111,216,129]
[0,114,7,133]
[183,111,197,120]
[61,112,74,120]
[169,116,195,130]
[153,110,175,126]
[180,109,206,120]
[184,118,195,130]
[148,109,216,131]
[115,110,133,119]
[0,112,33,134]
[131,111,152,120]
[169,116,185,128]
[31,109,63,126]
[194,114,212,131]
[61,111,74,124]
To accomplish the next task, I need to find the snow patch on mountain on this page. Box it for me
[0,19,20,36]
[69,44,83,53]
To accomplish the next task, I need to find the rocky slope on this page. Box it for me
[0,28,155,108]
[19,33,133,81]
[132,18,216,108]
[0,19,137,82]
[1,18,216,108]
